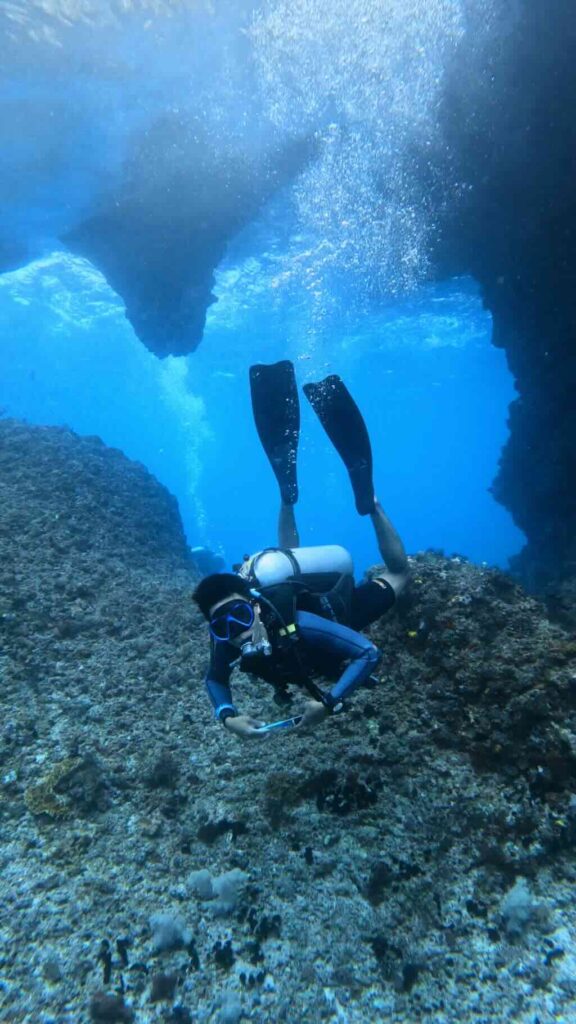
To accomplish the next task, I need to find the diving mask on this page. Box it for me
[209,600,255,642]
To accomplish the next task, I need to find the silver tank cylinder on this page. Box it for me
[246,545,354,587]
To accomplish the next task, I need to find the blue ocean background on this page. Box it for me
[0,0,525,578]
[0,246,523,577]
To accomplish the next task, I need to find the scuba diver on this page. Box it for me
[193,360,409,738]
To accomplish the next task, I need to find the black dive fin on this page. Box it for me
[249,360,300,505]
[303,375,375,515]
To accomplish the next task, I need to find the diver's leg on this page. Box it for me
[278,501,300,548]
[348,502,409,630]
[370,498,408,574]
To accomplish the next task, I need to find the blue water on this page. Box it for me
[0,246,524,576]
[0,0,525,577]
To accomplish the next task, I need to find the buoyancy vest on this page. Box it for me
[239,545,355,629]
[236,547,357,696]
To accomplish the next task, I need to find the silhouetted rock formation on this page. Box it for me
[429,0,576,607]
[64,117,313,358]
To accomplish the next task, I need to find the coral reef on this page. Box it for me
[1,420,576,1023]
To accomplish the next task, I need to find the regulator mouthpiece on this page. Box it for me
[241,638,272,658]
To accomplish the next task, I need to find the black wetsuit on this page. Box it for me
[204,579,395,721]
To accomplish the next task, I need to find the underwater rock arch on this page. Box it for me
[428,0,576,604]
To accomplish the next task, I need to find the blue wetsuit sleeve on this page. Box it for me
[204,640,238,719]
[295,610,382,702]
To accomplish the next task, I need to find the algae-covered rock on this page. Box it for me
[25,758,83,818]
[2,420,576,1024]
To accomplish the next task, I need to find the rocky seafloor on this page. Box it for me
[1,418,576,1024]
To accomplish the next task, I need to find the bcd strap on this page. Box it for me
[278,621,298,638]
[324,572,355,625]
[253,581,300,642]
[247,579,342,710]
[249,547,301,586]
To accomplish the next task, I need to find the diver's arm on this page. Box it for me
[204,643,265,739]
[205,674,237,723]
[295,608,382,731]
[296,611,382,703]
[204,642,237,722]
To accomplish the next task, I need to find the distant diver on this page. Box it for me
[193,360,409,738]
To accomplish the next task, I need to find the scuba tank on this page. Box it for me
[239,545,354,590]
[236,545,356,712]
[239,544,355,634]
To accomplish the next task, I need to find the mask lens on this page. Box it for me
[209,617,230,641]
[209,600,254,641]
[228,601,254,626]
[227,617,252,641]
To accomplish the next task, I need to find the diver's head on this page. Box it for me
[193,573,267,651]
[193,572,252,621]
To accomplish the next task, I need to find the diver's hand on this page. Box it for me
[223,715,266,740]
[296,700,330,731]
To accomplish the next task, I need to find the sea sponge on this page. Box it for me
[501,878,545,939]
[212,869,248,915]
[149,912,192,953]
[188,868,248,915]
